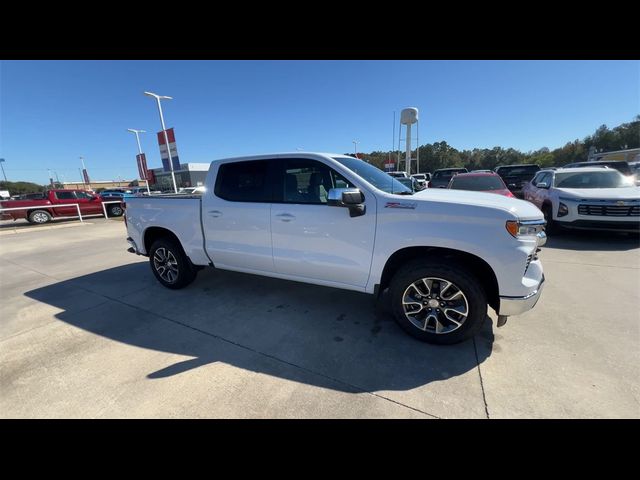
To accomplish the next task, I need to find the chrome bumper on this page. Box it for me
[499,275,545,316]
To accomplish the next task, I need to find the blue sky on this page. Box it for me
[1,60,638,184]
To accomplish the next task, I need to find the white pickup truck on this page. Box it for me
[125,153,547,344]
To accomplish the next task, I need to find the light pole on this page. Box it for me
[0,158,7,182]
[352,140,359,159]
[144,91,178,193]
[127,128,151,195]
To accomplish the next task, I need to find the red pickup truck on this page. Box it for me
[0,189,124,224]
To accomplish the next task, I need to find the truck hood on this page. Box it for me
[556,187,640,201]
[411,188,543,220]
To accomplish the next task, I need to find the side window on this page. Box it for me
[537,173,551,186]
[531,172,544,185]
[75,191,93,199]
[281,159,353,204]
[214,160,271,203]
[55,191,76,200]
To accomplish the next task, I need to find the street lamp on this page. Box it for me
[0,158,7,182]
[144,91,178,193]
[127,129,151,195]
[352,140,359,159]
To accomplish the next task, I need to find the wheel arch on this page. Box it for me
[143,226,185,256]
[378,246,500,312]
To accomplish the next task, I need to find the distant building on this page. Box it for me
[587,146,640,163]
[148,163,210,191]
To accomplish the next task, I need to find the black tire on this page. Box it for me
[542,204,558,235]
[107,204,124,217]
[148,238,197,289]
[390,260,487,345]
[27,210,52,224]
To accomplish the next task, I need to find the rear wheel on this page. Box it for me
[149,238,197,289]
[390,260,487,345]
[28,210,52,224]
[107,204,124,217]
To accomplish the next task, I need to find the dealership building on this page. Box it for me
[148,163,210,191]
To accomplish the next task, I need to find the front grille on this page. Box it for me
[578,204,640,217]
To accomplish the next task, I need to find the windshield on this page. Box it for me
[449,176,506,191]
[412,174,426,179]
[554,171,632,189]
[333,157,412,194]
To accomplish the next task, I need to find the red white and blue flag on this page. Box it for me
[136,153,149,180]
[157,128,181,172]
[82,168,90,185]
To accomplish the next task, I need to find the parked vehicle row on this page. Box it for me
[0,189,125,224]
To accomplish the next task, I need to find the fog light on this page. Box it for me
[558,202,569,217]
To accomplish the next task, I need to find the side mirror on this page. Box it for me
[536,182,549,189]
[328,188,366,217]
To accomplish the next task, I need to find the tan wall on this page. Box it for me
[62,180,148,190]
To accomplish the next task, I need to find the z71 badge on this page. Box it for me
[385,202,417,209]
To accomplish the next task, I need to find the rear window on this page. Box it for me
[496,165,540,175]
[449,176,506,191]
[433,169,466,180]
[214,160,271,202]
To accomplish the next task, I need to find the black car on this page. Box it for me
[494,164,541,197]
[563,160,633,177]
[428,168,468,188]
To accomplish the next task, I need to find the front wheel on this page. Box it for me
[390,260,487,345]
[542,204,558,235]
[149,238,197,289]
[28,210,52,224]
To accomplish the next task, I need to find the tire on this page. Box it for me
[148,238,197,289]
[390,260,487,345]
[107,204,124,217]
[542,204,558,235]
[28,210,52,224]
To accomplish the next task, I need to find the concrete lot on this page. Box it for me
[1,218,639,418]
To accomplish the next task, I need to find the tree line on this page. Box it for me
[351,116,639,174]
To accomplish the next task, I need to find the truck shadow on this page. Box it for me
[544,230,640,251]
[24,263,494,393]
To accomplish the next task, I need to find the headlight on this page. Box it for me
[506,220,546,238]
[558,202,569,217]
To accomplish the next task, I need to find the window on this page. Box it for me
[75,191,94,199]
[554,171,629,189]
[281,159,353,204]
[55,191,75,200]
[535,173,551,186]
[450,175,507,191]
[332,156,410,194]
[214,160,271,202]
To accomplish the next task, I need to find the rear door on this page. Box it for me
[51,191,79,216]
[270,158,376,288]
[201,159,275,272]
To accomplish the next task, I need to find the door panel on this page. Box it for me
[270,158,376,287]
[201,160,274,272]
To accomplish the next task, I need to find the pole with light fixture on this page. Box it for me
[127,129,151,195]
[144,91,178,193]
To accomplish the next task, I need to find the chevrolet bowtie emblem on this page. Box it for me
[616,201,626,206]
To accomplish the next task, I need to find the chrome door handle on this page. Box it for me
[208,210,223,218]
[275,213,295,222]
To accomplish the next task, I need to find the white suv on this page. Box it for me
[522,167,640,234]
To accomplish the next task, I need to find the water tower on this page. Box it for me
[399,107,419,175]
